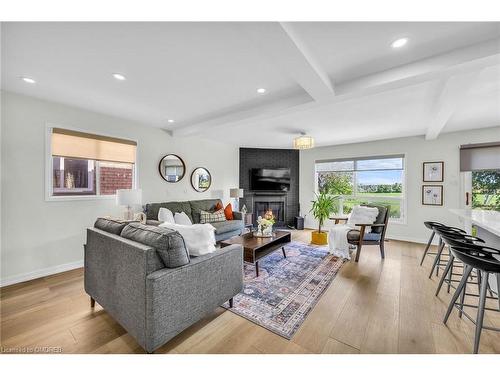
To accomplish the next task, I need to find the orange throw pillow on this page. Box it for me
[224,203,234,220]
[215,201,223,211]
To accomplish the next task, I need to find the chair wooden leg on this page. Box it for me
[229,297,234,308]
[355,243,362,262]
[90,297,95,308]
[379,241,385,259]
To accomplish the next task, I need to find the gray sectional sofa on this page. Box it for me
[144,198,244,241]
[84,219,244,353]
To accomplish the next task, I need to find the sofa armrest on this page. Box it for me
[232,211,243,220]
[145,244,243,352]
[84,228,165,351]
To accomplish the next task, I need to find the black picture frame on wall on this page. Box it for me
[422,185,443,206]
[422,161,444,182]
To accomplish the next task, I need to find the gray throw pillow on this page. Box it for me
[94,218,127,235]
[120,222,190,268]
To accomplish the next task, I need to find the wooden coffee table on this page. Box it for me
[220,231,291,277]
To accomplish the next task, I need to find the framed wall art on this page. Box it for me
[422,185,443,206]
[423,161,444,182]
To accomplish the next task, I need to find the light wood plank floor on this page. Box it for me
[1,230,499,354]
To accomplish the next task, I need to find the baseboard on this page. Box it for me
[0,259,84,287]
[385,235,435,246]
[304,227,435,246]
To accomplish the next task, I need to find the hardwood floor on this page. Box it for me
[1,230,499,354]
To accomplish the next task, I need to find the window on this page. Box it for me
[472,170,500,211]
[460,142,500,212]
[48,127,137,198]
[315,155,405,222]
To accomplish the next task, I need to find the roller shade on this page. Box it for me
[51,128,136,164]
[460,142,500,172]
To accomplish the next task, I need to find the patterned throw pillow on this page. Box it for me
[200,208,227,224]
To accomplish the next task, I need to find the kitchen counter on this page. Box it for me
[449,209,500,237]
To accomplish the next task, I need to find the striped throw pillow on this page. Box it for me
[200,209,227,224]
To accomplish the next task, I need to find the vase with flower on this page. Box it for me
[255,209,276,237]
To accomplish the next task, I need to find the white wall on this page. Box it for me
[300,126,500,243]
[1,91,239,286]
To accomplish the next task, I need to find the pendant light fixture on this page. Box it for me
[293,132,315,150]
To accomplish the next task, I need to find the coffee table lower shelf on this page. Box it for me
[220,231,291,277]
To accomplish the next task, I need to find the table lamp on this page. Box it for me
[230,188,244,212]
[116,189,142,220]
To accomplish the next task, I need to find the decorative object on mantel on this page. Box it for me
[224,241,346,339]
[423,161,444,182]
[422,185,443,206]
[230,188,244,211]
[190,167,211,192]
[255,211,275,237]
[116,189,142,220]
[293,132,315,150]
[158,154,186,182]
[310,191,338,245]
[241,204,248,215]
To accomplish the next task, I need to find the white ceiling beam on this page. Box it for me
[172,38,500,137]
[425,71,481,140]
[243,22,334,101]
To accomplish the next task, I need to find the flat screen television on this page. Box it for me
[251,168,291,191]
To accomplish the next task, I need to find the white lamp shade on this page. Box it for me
[230,188,244,198]
[116,189,142,206]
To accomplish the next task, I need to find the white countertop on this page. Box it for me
[449,209,500,237]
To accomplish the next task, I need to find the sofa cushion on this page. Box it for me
[224,203,234,220]
[94,217,127,235]
[347,230,382,242]
[200,209,226,224]
[174,212,192,226]
[189,199,222,223]
[145,201,193,222]
[210,220,243,235]
[121,223,190,268]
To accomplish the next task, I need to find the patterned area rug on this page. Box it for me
[224,241,346,339]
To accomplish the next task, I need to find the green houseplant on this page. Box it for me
[310,191,338,245]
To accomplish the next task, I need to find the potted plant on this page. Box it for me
[310,191,338,245]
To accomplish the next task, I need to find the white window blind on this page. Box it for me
[51,128,137,164]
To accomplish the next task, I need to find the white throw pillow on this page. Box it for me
[159,222,216,256]
[158,207,175,224]
[174,211,192,226]
[347,205,379,233]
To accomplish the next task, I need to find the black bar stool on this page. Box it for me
[433,227,485,297]
[420,221,446,266]
[426,225,466,279]
[443,242,500,354]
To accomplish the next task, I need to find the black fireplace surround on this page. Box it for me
[239,148,299,228]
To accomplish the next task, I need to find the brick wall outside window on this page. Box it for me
[99,162,133,195]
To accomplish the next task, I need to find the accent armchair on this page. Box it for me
[330,204,390,262]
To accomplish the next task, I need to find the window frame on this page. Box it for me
[45,123,138,201]
[315,154,407,224]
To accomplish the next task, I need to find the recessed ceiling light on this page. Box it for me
[21,77,36,84]
[257,88,267,94]
[167,119,175,123]
[112,73,126,81]
[391,38,408,49]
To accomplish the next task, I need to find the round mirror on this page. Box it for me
[158,154,186,182]
[191,167,212,192]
